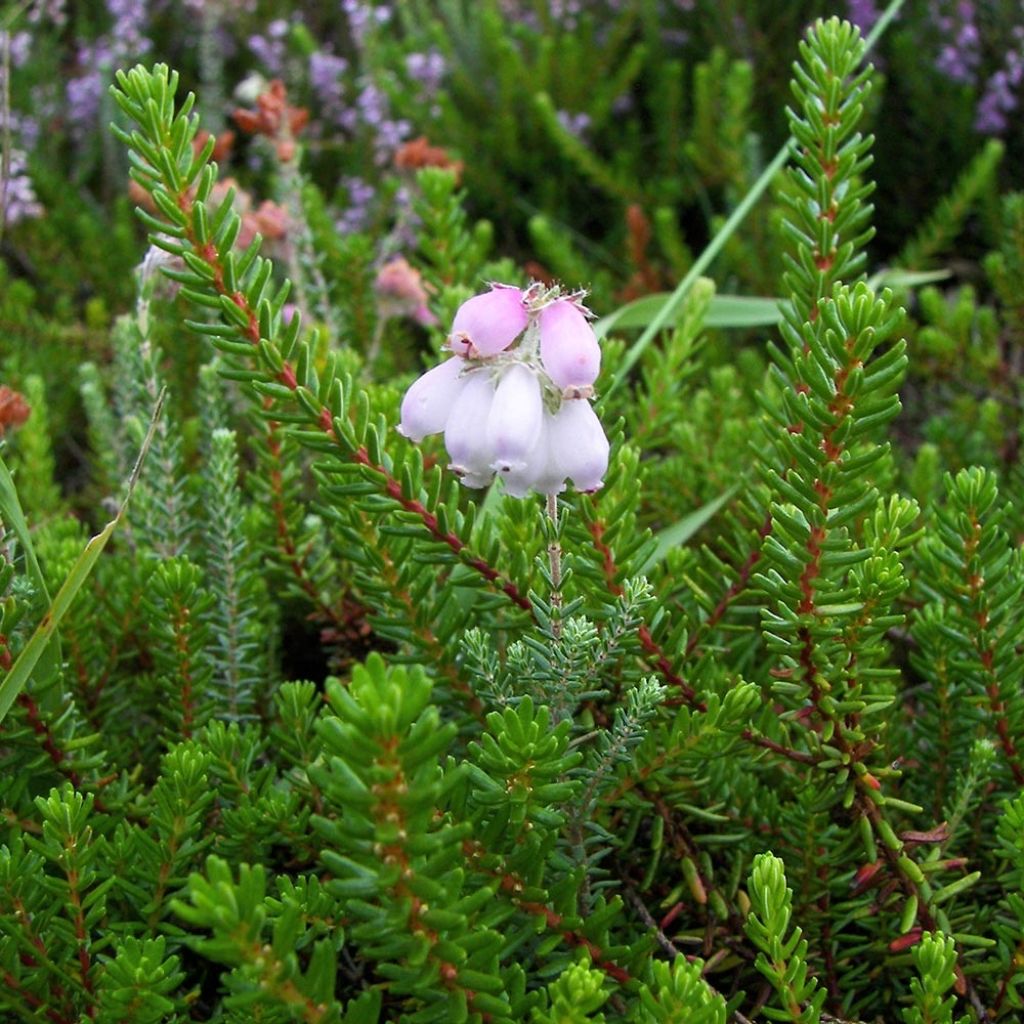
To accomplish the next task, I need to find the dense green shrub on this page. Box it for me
[3,7,1024,1023]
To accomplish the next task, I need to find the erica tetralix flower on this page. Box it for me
[448,285,528,357]
[538,298,601,393]
[546,398,609,492]
[399,281,609,497]
[487,364,543,473]
[444,371,498,488]
[397,356,468,442]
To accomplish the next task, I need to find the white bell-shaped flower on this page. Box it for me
[397,356,468,442]
[487,364,543,473]
[444,370,497,488]
[547,398,609,492]
[500,415,563,498]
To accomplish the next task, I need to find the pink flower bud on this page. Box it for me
[487,364,543,473]
[444,370,497,488]
[398,357,469,442]
[377,257,438,326]
[539,299,601,390]
[548,398,609,492]
[448,284,528,357]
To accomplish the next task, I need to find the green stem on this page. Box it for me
[546,492,562,640]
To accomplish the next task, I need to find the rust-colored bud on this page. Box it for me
[0,386,30,436]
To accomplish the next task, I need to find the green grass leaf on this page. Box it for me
[0,391,165,725]
[595,293,782,339]
[640,485,738,573]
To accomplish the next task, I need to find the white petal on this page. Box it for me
[548,399,609,492]
[487,364,543,473]
[398,357,468,442]
[444,370,497,486]
[459,468,495,489]
[500,414,556,497]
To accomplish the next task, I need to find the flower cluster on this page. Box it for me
[975,25,1024,135]
[66,0,150,136]
[1,148,43,226]
[932,0,981,85]
[399,284,608,497]
[248,18,291,76]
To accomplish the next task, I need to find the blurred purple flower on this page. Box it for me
[249,18,289,75]
[183,0,257,13]
[309,50,348,123]
[556,110,590,138]
[1,148,43,226]
[67,68,105,132]
[310,51,348,95]
[845,0,881,33]
[931,0,980,84]
[65,0,151,134]
[549,0,582,28]
[974,21,1024,134]
[374,116,412,157]
[337,175,376,234]
[344,0,391,49]
[2,111,41,150]
[27,0,67,27]
[612,92,634,115]
[975,58,1023,133]
[356,82,388,126]
[405,51,446,93]
[346,81,411,161]
[0,31,32,66]
[105,0,150,57]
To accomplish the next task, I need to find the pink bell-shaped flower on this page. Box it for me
[547,398,609,492]
[397,356,468,442]
[539,299,601,391]
[487,364,543,473]
[444,370,497,488]
[449,285,528,357]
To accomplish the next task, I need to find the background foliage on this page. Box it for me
[3,1,1024,1022]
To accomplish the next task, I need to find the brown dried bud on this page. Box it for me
[0,386,30,436]
[394,136,464,182]
[194,128,236,163]
[232,79,308,161]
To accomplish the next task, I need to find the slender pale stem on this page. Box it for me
[546,492,562,640]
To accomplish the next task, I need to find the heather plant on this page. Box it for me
[6,0,1017,329]
[4,7,1024,1024]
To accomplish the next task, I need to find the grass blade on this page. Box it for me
[0,390,165,725]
